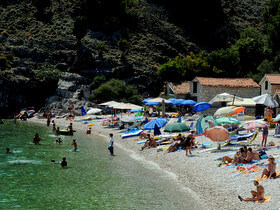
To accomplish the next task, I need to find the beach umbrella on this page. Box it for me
[181,100,197,106]
[99,101,119,106]
[164,123,190,133]
[87,108,102,114]
[172,99,186,105]
[146,97,172,104]
[214,107,235,117]
[215,117,241,125]
[209,93,243,104]
[193,102,211,113]
[144,118,167,130]
[120,116,136,123]
[154,123,161,136]
[142,98,152,103]
[240,120,269,130]
[81,106,87,116]
[146,102,160,106]
[135,116,144,121]
[168,98,177,101]
[206,126,230,142]
[129,109,143,113]
[227,107,245,116]
[274,114,280,122]
[252,94,279,108]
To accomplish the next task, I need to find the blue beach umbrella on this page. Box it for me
[177,115,182,123]
[146,102,160,106]
[154,123,161,136]
[168,98,177,101]
[193,102,211,113]
[144,118,167,130]
[181,100,197,106]
[81,106,87,115]
[173,99,186,105]
[129,109,143,113]
[142,98,152,103]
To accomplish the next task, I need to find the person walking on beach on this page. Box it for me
[68,123,74,135]
[262,123,269,148]
[108,133,114,156]
[47,112,51,127]
[238,180,264,202]
[72,139,77,152]
[185,131,195,156]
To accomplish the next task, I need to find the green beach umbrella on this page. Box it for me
[215,117,241,125]
[164,123,190,133]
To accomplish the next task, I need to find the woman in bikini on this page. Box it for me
[261,156,277,179]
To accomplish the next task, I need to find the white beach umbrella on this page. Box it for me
[87,108,102,114]
[146,97,172,104]
[252,94,279,108]
[209,93,243,104]
[99,101,120,106]
[214,107,235,117]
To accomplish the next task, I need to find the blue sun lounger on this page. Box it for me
[229,132,255,141]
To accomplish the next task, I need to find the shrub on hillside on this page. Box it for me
[89,75,106,90]
[34,65,62,84]
[93,79,141,103]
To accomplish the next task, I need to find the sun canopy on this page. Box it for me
[181,100,197,106]
[209,93,243,104]
[214,107,235,117]
[147,97,172,104]
[252,94,279,108]
[193,102,211,113]
[227,98,256,106]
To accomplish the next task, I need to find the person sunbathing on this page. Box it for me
[243,147,254,163]
[141,134,156,150]
[238,180,264,202]
[261,156,277,179]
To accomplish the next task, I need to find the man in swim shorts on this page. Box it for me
[238,180,264,201]
[108,133,114,155]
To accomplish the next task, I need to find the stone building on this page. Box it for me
[190,77,260,103]
[259,74,280,103]
[166,81,191,99]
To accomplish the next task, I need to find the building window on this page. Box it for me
[265,81,268,90]
[193,82,197,93]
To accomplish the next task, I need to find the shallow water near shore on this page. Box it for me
[0,120,202,209]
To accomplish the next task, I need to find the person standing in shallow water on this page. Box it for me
[108,133,114,156]
[72,139,77,152]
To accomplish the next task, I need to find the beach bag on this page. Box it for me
[259,150,267,158]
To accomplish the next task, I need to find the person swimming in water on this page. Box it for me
[56,138,63,144]
[61,157,67,167]
[33,133,41,144]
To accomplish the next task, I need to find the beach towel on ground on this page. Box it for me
[254,196,272,203]
[256,172,280,181]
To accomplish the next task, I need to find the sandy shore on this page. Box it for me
[27,116,280,210]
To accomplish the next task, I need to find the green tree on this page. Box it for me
[158,52,221,81]
[263,0,280,54]
[93,79,140,103]
[34,65,62,84]
[89,75,107,90]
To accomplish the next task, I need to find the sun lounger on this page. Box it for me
[229,132,255,141]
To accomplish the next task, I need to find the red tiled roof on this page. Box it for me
[265,74,280,84]
[195,77,259,88]
[170,81,191,94]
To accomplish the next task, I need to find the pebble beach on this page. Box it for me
[28,115,280,210]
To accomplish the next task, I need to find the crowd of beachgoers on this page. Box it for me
[12,102,277,210]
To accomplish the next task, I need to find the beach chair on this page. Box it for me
[249,131,259,145]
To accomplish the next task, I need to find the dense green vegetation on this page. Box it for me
[93,79,142,104]
[158,0,280,83]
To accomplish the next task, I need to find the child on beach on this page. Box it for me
[72,139,77,152]
[33,133,41,144]
[185,131,195,156]
[238,180,264,202]
[52,120,56,132]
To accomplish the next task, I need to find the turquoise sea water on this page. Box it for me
[0,120,201,209]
